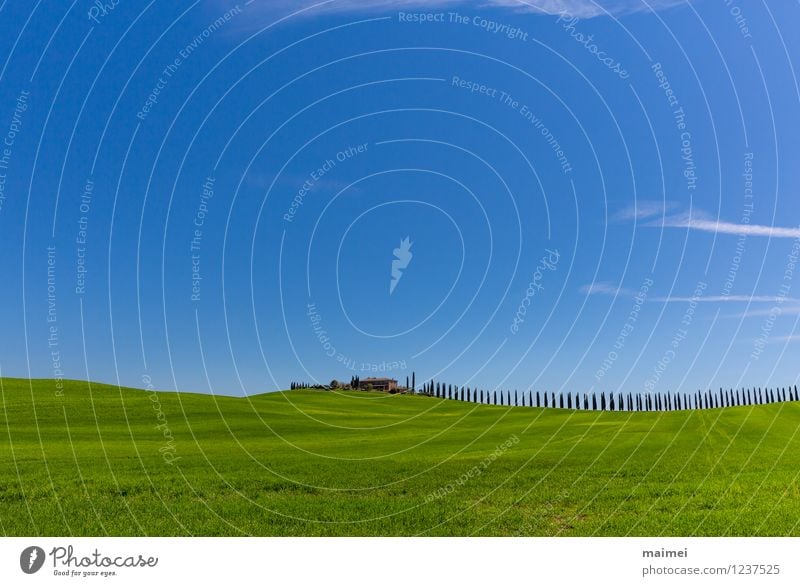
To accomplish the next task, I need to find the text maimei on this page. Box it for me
[510,249,560,335]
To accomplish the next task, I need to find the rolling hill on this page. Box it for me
[1,377,798,536]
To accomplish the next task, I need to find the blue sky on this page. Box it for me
[1,0,799,396]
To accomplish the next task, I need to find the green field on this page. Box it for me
[1,377,799,536]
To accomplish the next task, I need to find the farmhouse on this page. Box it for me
[361,377,398,392]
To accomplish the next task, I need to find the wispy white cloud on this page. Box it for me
[765,334,800,344]
[653,295,799,303]
[580,281,637,296]
[583,283,800,310]
[613,199,680,222]
[724,304,800,319]
[647,210,800,239]
[243,0,687,20]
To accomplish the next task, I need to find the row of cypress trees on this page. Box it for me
[414,379,800,411]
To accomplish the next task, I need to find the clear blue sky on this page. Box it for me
[1,0,799,396]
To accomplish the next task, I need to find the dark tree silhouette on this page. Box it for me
[544,393,548,408]
[537,392,541,407]
[592,393,597,410]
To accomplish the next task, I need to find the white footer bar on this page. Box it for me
[1,537,796,585]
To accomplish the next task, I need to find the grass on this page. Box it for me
[1,377,799,536]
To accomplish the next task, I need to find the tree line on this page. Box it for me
[290,374,800,411]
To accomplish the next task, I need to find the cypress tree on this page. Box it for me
[412,372,415,393]
[567,393,572,409]
[559,394,564,409]
[537,392,541,407]
[592,393,597,410]
[584,393,589,410]
[544,393,548,408]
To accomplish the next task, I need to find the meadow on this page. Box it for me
[1,377,799,536]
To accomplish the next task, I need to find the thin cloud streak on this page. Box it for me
[653,295,800,303]
[724,305,800,319]
[650,211,800,239]
[242,0,688,19]
[583,284,800,309]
